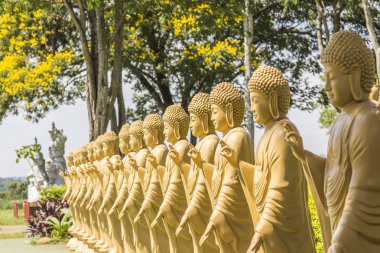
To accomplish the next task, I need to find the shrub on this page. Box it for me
[27,199,69,238]
[41,208,72,240]
[39,185,67,202]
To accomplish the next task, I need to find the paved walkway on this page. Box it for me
[0,239,70,253]
[0,226,27,234]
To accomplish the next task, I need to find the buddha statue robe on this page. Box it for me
[159,139,193,253]
[99,155,124,253]
[123,148,151,253]
[253,118,315,253]
[184,134,219,253]
[305,100,380,252]
[209,127,255,253]
[138,143,169,253]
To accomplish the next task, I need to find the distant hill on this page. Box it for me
[0,177,26,192]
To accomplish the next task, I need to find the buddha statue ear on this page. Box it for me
[269,91,280,120]
[137,135,144,149]
[201,114,209,134]
[349,65,363,101]
[174,121,181,140]
[226,103,235,128]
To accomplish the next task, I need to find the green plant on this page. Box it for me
[39,185,67,202]
[41,208,72,240]
[15,144,41,163]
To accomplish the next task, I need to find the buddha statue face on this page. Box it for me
[323,63,356,109]
[94,142,104,160]
[143,128,156,148]
[250,92,274,126]
[210,82,245,133]
[119,138,130,155]
[189,113,205,138]
[164,122,177,144]
[188,93,214,138]
[321,31,375,109]
[129,134,141,152]
[211,104,229,133]
[103,142,113,158]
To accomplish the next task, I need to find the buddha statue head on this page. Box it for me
[210,82,245,133]
[119,124,130,155]
[188,93,215,138]
[93,135,105,160]
[321,30,375,109]
[163,105,189,144]
[87,141,95,163]
[248,66,290,126]
[77,144,88,165]
[143,114,165,148]
[102,131,119,158]
[129,120,146,152]
[65,151,74,167]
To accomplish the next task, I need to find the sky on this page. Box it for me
[0,98,329,178]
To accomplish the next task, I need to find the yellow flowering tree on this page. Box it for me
[122,0,323,120]
[0,1,82,122]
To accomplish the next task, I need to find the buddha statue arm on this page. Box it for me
[80,177,94,207]
[98,174,116,213]
[109,176,128,215]
[73,180,87,207]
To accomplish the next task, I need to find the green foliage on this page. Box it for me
[0,177,27,209]
[7,181,28,200]
[0,177,25,192]
[40,208,72,240]
[15,144,41,163]
[318,106,338,130]
[39,185,67,202]
[0,232,26,239]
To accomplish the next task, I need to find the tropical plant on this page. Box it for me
[41,208,72,240]
[27,199,68,238]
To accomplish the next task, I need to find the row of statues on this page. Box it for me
[60,31,380,253]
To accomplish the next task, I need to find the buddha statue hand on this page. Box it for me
[199,222,215,246]
[147,153,157,168]
[127,154,138,170]
[134,209,144,224]
[247,233,262,253]
[168,144,181,165]
[175,214,189,236]
[220,140,238,168]
[59,172,64,178]
[151,209,163,228]
[114,156,122,170]
[107,159,114,171]
[118,205,128,219]
[188,143,202,167]
[328,245,345,253]
[283,122,306,163]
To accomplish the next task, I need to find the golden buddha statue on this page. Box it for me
[134,113,170,253]
[96,131,124,253]
[175,93,219,253]
[370,83,379,101]
[244,66,316,253]
[109,124,136,253]
[286,31,380,253]
[118,120,151,253]
[199,82,255,253]
[151,105,193,253]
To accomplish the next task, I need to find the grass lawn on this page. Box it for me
[0,209,26,226]
[0,231,25,239]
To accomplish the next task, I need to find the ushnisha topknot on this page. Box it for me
[188,93,215,132]
[65,151,74,160]
[119,124,130,141]
[129,120,144,137]
[248,66,291,117]
[103,131,118,144]
[210,82,245,126]
[143,114,165,143]
[321,30,375,92]
[163,104,190,139]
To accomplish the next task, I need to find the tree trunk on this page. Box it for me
[244,0,255,154]
[315,0,325,56]
[361,0,380,83]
